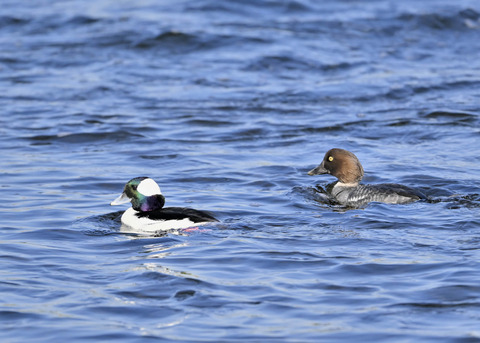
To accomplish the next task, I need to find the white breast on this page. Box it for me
[120,208,210,234]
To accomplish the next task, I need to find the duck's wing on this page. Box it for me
[136,207,218,223]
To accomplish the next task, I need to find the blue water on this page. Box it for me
[1,0,480,342]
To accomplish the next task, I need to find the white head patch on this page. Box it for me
[137,178,162,196]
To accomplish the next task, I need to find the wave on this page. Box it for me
[398,8,480,31]
[26,131,143,145]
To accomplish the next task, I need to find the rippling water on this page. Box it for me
[2,0,480,342]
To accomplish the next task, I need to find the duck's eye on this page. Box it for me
[328,156,334,162]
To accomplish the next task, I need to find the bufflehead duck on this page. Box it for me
[308,148,426,207]
[111,177,218,232]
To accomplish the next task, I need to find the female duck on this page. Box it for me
[308,148,426,207]
[111,177,218,232]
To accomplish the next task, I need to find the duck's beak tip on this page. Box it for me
[110,192,130,206]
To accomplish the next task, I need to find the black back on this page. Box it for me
[370,183,427,200]
[136,207,218,223]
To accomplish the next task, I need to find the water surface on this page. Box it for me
[1,0,480,342]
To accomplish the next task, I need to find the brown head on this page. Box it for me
[308,148,364,184]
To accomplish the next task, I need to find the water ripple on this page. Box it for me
[2,0,480,342]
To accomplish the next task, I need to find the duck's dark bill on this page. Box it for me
[308,164,328,175]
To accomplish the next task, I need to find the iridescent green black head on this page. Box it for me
[111,177,165,212]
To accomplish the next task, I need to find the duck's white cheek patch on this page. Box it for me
[137,178,162,196]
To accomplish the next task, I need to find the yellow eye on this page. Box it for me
[328,156,334,162]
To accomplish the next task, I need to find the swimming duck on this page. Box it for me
[111,177,218,231]
[308,148,426,207]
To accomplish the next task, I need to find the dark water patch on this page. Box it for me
[276,17,348,36]
[416,284,480,303]
[133,30,265,54]
[133,31,203,51]
[246,55,320,72]
[241,104,306,114]
[400,175,455,196]
[398,8,480,31]
[17,14,102,34]
[380,81,480,103]
[0,310,45,323]
[26,131,143,145]
[0,15,29,29]
[421,188,480,211]
[0,56,30,67]
[78,332,163,342]
[460,8,480,20]
[249,0,312,13]
[319,283,379,293]
[290,185,332,207]
[442,194,480,210]
[386,118,416,127]
[174,289,196,300]
[85,29,142,48]
[187,0,312,16]
[115,288,172,301]
[246,54,363,75]
[295,118,376,135]
[420,109,479,124]
[181,118,237,127]
[245,179,277,189]
[139,153,180,160]
[64,15,100,27]
[75,211,123,236]
[339,262,459,277]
